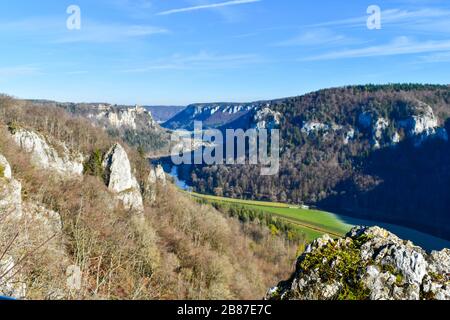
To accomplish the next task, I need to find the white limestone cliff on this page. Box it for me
[145,164,167,203]
[102,143,144,212]
[398,104,448,146]
[11,128,84,177]
[252,106,282,130]
[91,105,159,131]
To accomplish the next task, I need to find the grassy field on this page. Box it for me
[185,191,354,241]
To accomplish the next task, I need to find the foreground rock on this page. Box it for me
[266,226,450,300]
[145,164,167,203]
[102,143,144,212]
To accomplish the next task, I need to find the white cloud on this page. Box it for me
[157,0,261,16]
[303,37,450,61]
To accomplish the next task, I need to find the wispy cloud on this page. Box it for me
[307,8,450,31]
[0,17,169,43]
[382,8,450,26]
[303,37,450,61]
[274,29,356,47]
[122,51,264,72]
[56,23,169,43]
[420,51,450,63]
[0,65,41,77]
[65,70,89,75]
[157,0,261,16]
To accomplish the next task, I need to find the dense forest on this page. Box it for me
[183,84,450,239]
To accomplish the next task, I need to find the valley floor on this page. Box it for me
[185,191,450,251]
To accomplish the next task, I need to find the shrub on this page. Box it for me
[83,149,105,179]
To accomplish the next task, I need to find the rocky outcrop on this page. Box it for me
[252,106,281,130]
[148,165,166,186]
[0,154,23,220]
[358,113,391,148]
[372,118,390,149]
[266,226,450,300]
[358,103,448,148]
[301,121,344,136]
[1,153,65,299]
[91,105,159,131]
[145,164,167,203]
[398,104,448,146]
[343,128,355,145]
[11,128,84,177]
[102,143,144,212]
[301,121,331,135]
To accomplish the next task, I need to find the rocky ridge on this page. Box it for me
[267,226,450,300]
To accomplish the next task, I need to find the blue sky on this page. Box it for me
[1,0,450,105]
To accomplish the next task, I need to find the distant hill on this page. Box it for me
[162,102,264,130]
[144,105,185,123]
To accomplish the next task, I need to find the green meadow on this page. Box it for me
[185,191,354,241]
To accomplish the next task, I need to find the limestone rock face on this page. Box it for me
[11,129,84,177]
[0,154,12,179]
[398,104,448,146]
[1,153,66,299]
[266,226,450,300]
[0,154,23,220]
[372,118,389,149]
[357,103,449,149]
[252,106,281,130]
[358,113,391,148]
[91,105,159,131]
[145,164,167,203]
[343,129,355,145]
[102,143,144,212]
[301,121,330,135]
